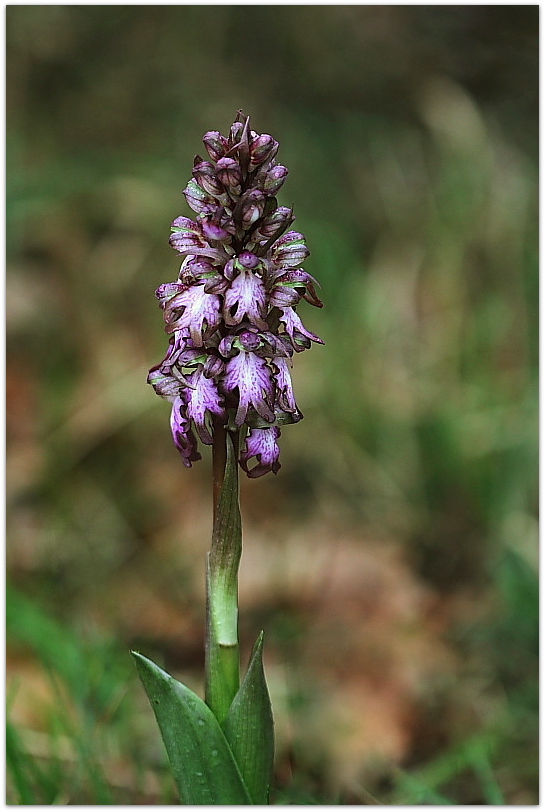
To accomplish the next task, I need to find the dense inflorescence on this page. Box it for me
[148,111,323,477]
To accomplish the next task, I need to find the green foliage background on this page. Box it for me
[7,6,538,804]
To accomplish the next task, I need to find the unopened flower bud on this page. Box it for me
[216,157,242,191]
[229,121,245,146]
[203,130,228,162]
[184,180,217,215]
[263,165,289,195]
[253,206,294,240]
[203,275,229,295]
[169,229,206,255]
[249,134,279,169]
[182,258,216,283]
[268,268,319,308]
[268,285,301,308]
[193,160,225,197]
[204,354,225,379]
[240,189,266,228]
[218,334,236,357]
[201,217,231,243]
[223,258,236,282]
[228,113,251,174]
[271,231,310,268]
[170,216,200,235]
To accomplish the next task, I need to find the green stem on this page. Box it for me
[212,421,228,524]
[205,423,241,724]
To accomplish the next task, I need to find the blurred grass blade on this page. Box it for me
[224,632,274,804]
[132,651,252,804]
[6,721,37,805]
[6,585,88,699]
[470,746,505,804]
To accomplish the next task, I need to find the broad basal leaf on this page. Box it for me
[132,652,251,805]
[223,632,275,804]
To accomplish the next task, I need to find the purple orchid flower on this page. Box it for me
[170,396,202,468]
[223,347,275,427]
[240,427,281,478]
[148,111,323,476]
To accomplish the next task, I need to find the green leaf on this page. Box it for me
[132,652,251,805]
[6,722,37,805]
[224,632,275,804]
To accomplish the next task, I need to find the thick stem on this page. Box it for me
[206,425,242,724]
[212,420,228,523]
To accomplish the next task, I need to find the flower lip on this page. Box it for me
[224,265,268,329]
[223,350,275,427]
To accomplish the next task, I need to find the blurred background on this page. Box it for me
[6,5,538,804]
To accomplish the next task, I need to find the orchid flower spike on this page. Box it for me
[149,111,324,477]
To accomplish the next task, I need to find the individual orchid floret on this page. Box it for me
[279,306,325,352]
[216,157,242,192]
[240,427,281,478]
[148,111,323,477]
[272,357,299,415]
[202,130,228,162]
[185,366,226,445]
[163,283,222,346]
[224,257,268,330]
[253,206,294,240]
[223,339,275,427]
[170,396,202,468]
[249,134,279,169]
[262,164,289,196]
[271,230,310,269]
